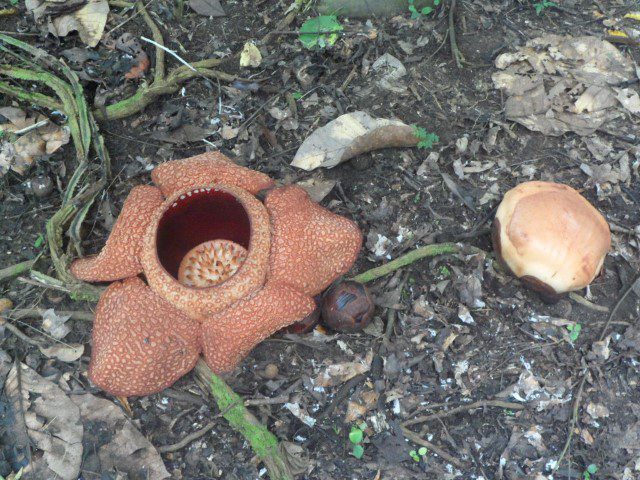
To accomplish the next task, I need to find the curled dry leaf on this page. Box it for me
[314,352,372,387]
[291,111,419,171]
[239,42,262,68]
[41,308,72,340]
[25,0,109,47]
[0,107,70,177]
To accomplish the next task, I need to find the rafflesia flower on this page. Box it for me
[72,152,362,396]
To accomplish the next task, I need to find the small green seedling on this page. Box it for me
[349,422,367,459]
[438,265,451,277]
[504,409,516,416]
[34,234,45,249]
[408,0,440,19]
[566,323,582,343]
[299,15,343,49]
[533,0,557,15]
[583,464,597,480]
[412,125,439,149]
[409,446,428,462]
[292,91,304,100]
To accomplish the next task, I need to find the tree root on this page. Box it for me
[351,242,484,284]
[195,361,296,480]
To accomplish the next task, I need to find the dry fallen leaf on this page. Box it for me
[296,178,337,202]
[291,111,418,171]
[0,107,70,177]
[4,363,83,480]
[39,343,85,362]
[239,42,262,68]
[314,352,372,387]
[492,35,638,136]
[26,0,109,47]
[70,393,171,479]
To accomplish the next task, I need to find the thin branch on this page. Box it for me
[403,400,525,427]
[157,422,216,453]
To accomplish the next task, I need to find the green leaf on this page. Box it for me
[409,450,420,462]
[567,323,582,342]
[586,464,598,474]
[299,15,343,50]
[34,234,45,248]
[418,446,428,455]
[352,444,364,459]
[349,427,363,444]
[417,132,439,149]
[292,92,303,100]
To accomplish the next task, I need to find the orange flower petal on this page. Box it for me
[71,185,164,282]
[88,277,201,396]
[151,152,274,197]
[265,185,362,296]
[201,282,315,372]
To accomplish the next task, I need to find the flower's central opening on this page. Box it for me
[157,188,251,285]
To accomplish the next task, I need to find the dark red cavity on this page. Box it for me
[156,189,251,279]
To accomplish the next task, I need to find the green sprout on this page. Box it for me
[292,91,304,100]
[566,323,582,343]
[583,464,597,480]
[504,409,516,416]
[349,423,367,459]
[438,265,451,277]
[299,15,343,49]
[408,0,441,19]
[34,234,45,249]
[409,446,428,462]
[412,125,439,149]
[533,0,557,15]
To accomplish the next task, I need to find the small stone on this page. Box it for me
[30,175,54,198]
[263,364,279,379]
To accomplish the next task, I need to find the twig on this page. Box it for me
[597,274,639,342]
[141,36,196,72]
[351,243,478,284]
[317,373,366,421]
[0,259,35,283]
[245,395,290,407]
[568,292,609,313]
[194,360,295,480]
[136,1,165,83]
[14,119,49,135]
[401,427,466,469]
[448,0,465,68]
[157,422,216,453]
[403,400,525,427]
[7,308,94,322]
[0,317,42,346]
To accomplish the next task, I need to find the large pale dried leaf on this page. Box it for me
[26,0,108,46]
[70,393,171,479]
[4,363,83,480]
[292,111,418,171]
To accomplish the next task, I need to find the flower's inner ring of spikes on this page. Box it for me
[178,239,247,287]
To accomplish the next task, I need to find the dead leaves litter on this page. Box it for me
[493,35,639,136]
[0,107,70,177]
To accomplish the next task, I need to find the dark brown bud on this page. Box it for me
[321,281,374,333]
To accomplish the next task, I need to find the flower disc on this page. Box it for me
[178,239,247,288]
